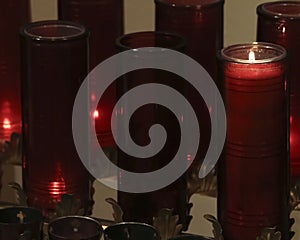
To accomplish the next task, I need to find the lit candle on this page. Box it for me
[0,103,17,141]
[218,42,289,240]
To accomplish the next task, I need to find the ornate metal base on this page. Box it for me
[1,134,300,240]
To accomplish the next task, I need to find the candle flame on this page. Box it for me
[49,181,66,196]
[2,118,11,129]
[93,110,99,119]
[248,51,255,63]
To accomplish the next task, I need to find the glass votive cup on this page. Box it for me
[48,216,103,240]
[0,206,43,240]
[104,222,160,240]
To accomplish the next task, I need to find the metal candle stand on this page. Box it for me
[1,176,298,240]
[1,133,299,239]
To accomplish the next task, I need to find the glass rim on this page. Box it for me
[154,0,224,9]
[115,31,186,51]
[219,42,287,64]
[169,233,211,240]
[58,0,120,5]
[20,20,89,42]
[257,1,300,20]
[48,215,103,238]
[104,221,160,234]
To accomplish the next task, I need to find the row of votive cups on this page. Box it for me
[0,206,208,240]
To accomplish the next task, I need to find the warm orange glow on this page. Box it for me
[93,110,100,119]
[49,181,66,196]
[248,51,255,63]
[49,163,66,198]
[3,118,11,129]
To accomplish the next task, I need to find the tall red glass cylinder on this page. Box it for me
[20,21,92,219]
[58,0,124,147]
[257,1,300,181]
[155,0,224,173]
[218,43,289,240]
[0,0,30,140]
[115,32,189,229]
[155,0,224,82]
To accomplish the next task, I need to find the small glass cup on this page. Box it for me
[104,222,160,240]
[0,207,43,240]
[48,216,103,240]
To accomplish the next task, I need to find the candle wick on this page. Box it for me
[16,211,26,224]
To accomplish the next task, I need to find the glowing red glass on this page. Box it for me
[218,42,290,240]
[20,21,92,219]
[257,1,300,181]
[115,31,190,229]
[58,0,124,148]
[0,0,30,140]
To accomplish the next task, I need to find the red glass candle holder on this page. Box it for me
[257,1,300,181]
[0,0,30,140]
[218,43,289,240]
[20,20,92,219]
[155,0,224,82]
[115,31,190,228]
[155,0,224,175]
[58,0,124,148]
